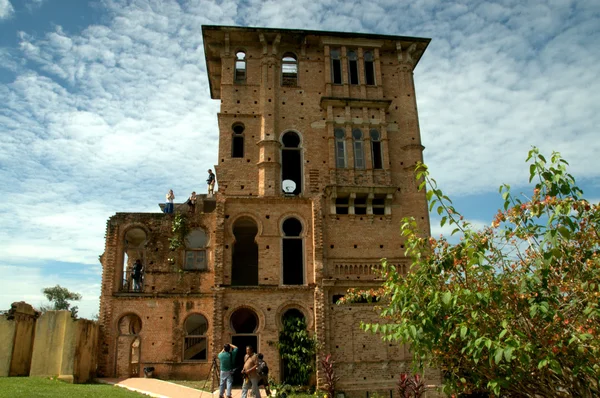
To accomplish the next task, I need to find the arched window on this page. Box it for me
[334,128,346,168]
[184,229,208,270]
[281,131,302,195]
[347,50,359,85]
[232,123,244,158]
[370,129,383,169]
[330,48,342,84]
[281,53,298,86]
[232,217,259,286]
[352,128,365,169]
[234,51,246,83]
[364,51,375,85]
[183,314,208,361]
[122,228,147,293]
[282,218,304,285]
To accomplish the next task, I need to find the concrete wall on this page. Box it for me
[0,317,16,377]
[29,310,99,383]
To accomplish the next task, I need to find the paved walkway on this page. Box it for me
[98,378,269,398]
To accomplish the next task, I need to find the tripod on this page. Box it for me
[201,356,220,395]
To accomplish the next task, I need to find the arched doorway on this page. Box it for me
[231,217,259,286]
[281,131,302,195]
[230,307,259,385]
[116,314,142,377]
[279,309,312,384]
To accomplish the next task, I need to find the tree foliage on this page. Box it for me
[276,314,317,386]
[354,148,600,397]
[41,284,82,318]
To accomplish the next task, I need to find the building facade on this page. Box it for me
[98,25,434,395]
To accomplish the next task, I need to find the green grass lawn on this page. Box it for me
[0,377,146,398]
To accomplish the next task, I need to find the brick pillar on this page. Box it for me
[97,217,119,377]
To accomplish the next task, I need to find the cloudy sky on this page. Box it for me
[0,0,598,318]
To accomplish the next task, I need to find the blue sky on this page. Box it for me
[1,0,599,318]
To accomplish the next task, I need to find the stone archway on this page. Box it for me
[116,314,142,377]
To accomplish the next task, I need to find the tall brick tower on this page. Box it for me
[98,26,433,396]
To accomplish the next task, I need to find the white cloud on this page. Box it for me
[0,0,14,20]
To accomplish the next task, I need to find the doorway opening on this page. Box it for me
[230,307,260,385]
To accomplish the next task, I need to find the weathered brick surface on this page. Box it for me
[98,26,441,394]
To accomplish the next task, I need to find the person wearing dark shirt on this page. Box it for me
[207,169,216,197]
[218,343,238,398]
[132,259,143,292]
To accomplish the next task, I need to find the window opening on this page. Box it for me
[370,129,383,169]
[282,53,298,86]
[231,307,259,333]
[353,129,365,169]
[184,229,208,271]
[122,228,147,293]
[231,217,259,286]
[183,314,208,361]
[332,294,345,304]
[373,196,385,215]
[281,131,302,195]
[335,197,349,214]
[330,48,342,84]
[364,51,375,85]
[235,51,246,83]
[347,50,359,85]
[232,123,244,158]
[334,128,346,168]
[282,218,304,285]
[354,195,367,215]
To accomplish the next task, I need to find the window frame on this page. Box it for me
[281,52,298,87]
[370,129,383,170]
[330,48,342,85]
[364,51,376,86]
[334,128,346,168]
[183,313,209,362]
[234,51,247,83]
[183,229,208,271]
[347,50,359,85]
[352,128,365,169]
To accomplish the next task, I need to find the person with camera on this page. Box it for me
[218,343,238,398]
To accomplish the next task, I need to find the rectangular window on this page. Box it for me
[372,198,385,215]
[332,59,342,84]
[184,250,206,270]
[365,61,375,85]
[354,196,367,215]
[335,197,349,214]
[348,60,359,85]
[354,140,365,169]
[372,141,382,169]
[336,140,346,168]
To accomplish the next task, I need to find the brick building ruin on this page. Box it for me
[98,25,434,395]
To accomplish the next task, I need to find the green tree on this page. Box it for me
[41,285,82,318]
[276,313,317,386]
[352,148,600,397]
